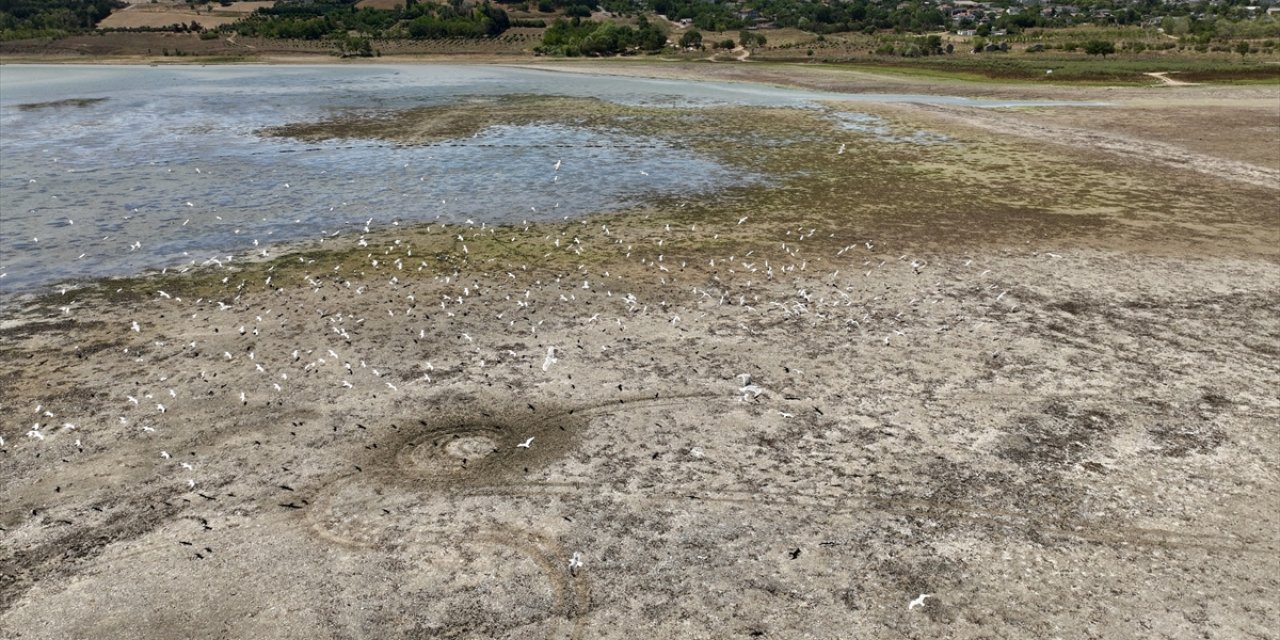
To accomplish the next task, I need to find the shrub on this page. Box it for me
[1082,39,1115,57]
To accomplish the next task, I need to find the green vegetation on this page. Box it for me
[230,0,511,40]
[4,0,1279,74]
[738,30,766,48]
[1083,39,1116,57]
[536,14,666,55]
[16,97,109,110]
[678,28,701,49]
[0,0,122,40]
[875,34,947,57]
[832,55,1280,84]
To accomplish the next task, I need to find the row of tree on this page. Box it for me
[4,0,1276,45]
[537,14,666,56]
[229,0,511,40]
[0,0,122,40]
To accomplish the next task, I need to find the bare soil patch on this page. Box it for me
[98,2,246,30]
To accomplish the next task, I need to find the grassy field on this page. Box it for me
[812,56,1280,84]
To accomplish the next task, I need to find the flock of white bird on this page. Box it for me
[5,147,1053,607]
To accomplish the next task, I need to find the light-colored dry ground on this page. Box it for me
[98,1,264,30]
[356,0,407,9]
[1,67,1277,640]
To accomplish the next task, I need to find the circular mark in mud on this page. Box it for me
[400,421,509,477]
[441,434,500,460]
[305,482,592,638]
[393,411,585,484]
[303,392,719,640]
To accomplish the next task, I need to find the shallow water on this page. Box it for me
[0,64,1095,299]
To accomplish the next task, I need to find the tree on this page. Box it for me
[635,15,666,51]
[1235,41,1251,57]
[737,31,765,48]
[1083,39,1115,57]
[678,29,701,49]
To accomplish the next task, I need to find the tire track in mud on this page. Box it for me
[293,385,1271,639]
[440,482,1270,556]
[45,381,1267,638]
[300,388,719,640]
[0,487,185,616]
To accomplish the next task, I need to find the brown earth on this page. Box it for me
[0,30,545,59]
[1,64,1277,640]
[97,1,272,30]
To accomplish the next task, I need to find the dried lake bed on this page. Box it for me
[1,62,1277,639]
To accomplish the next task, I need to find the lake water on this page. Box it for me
[0,64,1092,300]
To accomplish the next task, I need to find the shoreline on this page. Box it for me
[2,62,1278,639]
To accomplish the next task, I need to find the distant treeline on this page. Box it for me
[0,0,122,40]
[4,0,1277,48]
[537,14,667,56]
[230,0,512,40]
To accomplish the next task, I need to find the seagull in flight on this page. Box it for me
[516,437,534,449]
[908,594,932,610]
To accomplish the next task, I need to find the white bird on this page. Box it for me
[837,143,846,155]
[909,594,932,610]
[131,320,140,332]
[569,551,583,576]
[553,159,562,172]
[542,347,557,372]
[161,451,171,459]
[517,437,534,449]
[186,479,196,489]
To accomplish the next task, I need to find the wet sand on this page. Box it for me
[2,64,1277,639]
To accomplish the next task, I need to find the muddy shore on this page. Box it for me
[1,64,1277,639]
